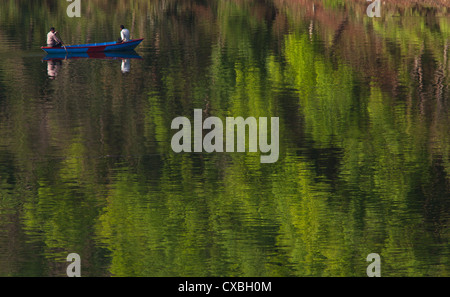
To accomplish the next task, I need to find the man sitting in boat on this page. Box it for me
[47,27,62,47]
[118,25,130,43]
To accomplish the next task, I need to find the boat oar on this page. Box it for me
[56,32,68,55]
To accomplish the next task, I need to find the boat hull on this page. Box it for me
[41,38,144,54]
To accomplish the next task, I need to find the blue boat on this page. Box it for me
[41,38,144,54]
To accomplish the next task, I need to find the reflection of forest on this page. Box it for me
[0,0,449,277]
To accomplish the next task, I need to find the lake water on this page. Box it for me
[0,0,449,277]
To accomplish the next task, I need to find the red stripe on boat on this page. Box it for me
[87,45,106,52]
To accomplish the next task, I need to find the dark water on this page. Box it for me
[0,0,449,277]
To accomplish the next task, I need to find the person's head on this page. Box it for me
[120,25,125,30]
[50,27,55,32]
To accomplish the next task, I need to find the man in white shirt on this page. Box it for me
[119,25,131,43]
[47,27,62,47]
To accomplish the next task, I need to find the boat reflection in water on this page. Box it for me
[42,51,142,78]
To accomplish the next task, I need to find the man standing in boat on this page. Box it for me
[47,27,62,47]
[118,25,130,43]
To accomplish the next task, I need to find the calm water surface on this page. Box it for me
[0,0,449,276]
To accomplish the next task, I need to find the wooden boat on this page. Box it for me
[41,38,144,54]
